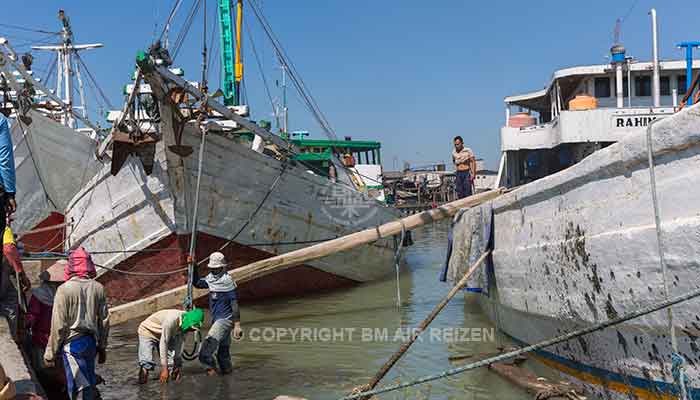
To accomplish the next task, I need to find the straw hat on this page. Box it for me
[207,252,229,269]
[39,260,67,282]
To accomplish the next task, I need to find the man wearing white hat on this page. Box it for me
[193,252,242,375]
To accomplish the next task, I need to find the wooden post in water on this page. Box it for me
[350,250,491,398]
[109,189,504,325]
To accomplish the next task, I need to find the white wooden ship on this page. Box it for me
[62,1,401,304]
[0,10,103,252]
[447,10,700,399]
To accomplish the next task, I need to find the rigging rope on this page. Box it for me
[0,23,60,35]
[340,283,700,400]
[246,0,337,140]
[95,263,189,277]
[645,121,688,400]
[15,118,59,209]
[74,52,115,110]
[158,0,185,46]
[245,21,277,127]
[197,161,288,267]
[172,0,202,61]
[184,117,209,310]
[394,222,405,308]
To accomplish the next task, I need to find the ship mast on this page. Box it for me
[32,9,102,128]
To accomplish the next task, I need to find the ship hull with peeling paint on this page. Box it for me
[449,104,700,399]
[9,109,101,251]
[64,97,399,305]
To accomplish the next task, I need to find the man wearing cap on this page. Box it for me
[137,308,204,384]
[194,252,242,375]
[44,248,110,400]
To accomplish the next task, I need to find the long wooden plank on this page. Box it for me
[109,189,504,325]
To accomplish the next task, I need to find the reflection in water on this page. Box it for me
[98,221,543,399]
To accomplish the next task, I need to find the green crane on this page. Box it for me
[218,0,243,106]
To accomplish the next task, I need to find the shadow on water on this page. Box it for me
[98,221,547,400]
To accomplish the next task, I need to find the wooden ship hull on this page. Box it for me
[449,104,700,398]
[66,96,400,305]
[10,109,101,251]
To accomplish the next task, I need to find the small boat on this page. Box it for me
[448,10,700,399]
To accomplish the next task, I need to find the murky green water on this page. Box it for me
[99,222,550,399]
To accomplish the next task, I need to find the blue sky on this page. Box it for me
[3,0,699,169]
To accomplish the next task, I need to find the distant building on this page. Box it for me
[474,159,497,192]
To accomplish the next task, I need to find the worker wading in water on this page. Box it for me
[44,248,110,400]
[194,252,243,375]
[137,308,204,384]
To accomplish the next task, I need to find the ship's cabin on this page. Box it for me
[291,137,386,201]
[497,58,699,188]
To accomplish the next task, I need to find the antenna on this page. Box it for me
[614,17,622,44]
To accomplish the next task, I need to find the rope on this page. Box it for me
[340,283,700,400]
[95,263,188,277]
[393,222,406,308]
[74,52,115,110]
[181,118,209,361]
[645,121,688,400]
[245,18,277,126]
[196,162,287,267]
[246,0,337,140]
[184,118,208,310]
[0,23,60,35]
[172,0,202,61]
[181,329,202,361]
[351,251,491,397]
[158,0,184,45]
[16,117,59,209]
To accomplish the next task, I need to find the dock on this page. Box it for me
[0,260,49,400]
[0,322,44,399]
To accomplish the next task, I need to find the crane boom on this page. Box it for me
[218,0,235,106]
[234,0,243,106]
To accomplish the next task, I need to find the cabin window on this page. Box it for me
[678,75,688,95]
[635,76,652,97]
[660,76,671,96]
[594,77,611,98]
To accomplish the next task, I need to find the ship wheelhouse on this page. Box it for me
[497,59,699,188]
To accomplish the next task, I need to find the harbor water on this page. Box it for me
[98,221,553,399]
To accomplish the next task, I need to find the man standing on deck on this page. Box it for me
[452,136,476,199]
[44,248,109,400]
